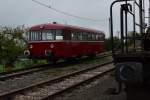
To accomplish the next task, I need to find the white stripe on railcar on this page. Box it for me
[28,40,104,43]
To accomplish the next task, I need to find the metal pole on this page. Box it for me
[133,0,136,51]
[149,0,150,26]
[109,18,111,38]
[110,0,133,54]
[120,5,124,53]
[125,1,128,52]
[139,0,143,35]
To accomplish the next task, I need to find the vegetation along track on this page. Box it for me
[0,61,114,100]
[0,52,112,81]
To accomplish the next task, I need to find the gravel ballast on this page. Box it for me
[0,57,112,95]
[54,72,126,100]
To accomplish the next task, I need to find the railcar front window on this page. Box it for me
[42,30,55,40]
[42,30,63,40]
[56,30,63,40]
[47,33,53,40]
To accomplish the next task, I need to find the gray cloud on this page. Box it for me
[0,0,149,37]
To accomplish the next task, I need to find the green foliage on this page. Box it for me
[105,38,112,51]
[0,26,26,67]
[0,59,47,72]
[105,37,121,51]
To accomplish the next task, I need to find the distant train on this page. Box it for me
[24,22,105,62]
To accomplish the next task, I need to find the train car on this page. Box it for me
[24,22,105,62]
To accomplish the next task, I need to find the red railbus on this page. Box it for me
[24,23,105,62]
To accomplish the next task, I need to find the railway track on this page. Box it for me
[0,52,112,81]
[0,61,114,100]
[0,61,71,81]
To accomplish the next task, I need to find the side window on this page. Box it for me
[98,34,105,41]
[96,34,99,41]
[98,34,101,41]
[56,30,63,40]
[31,31,36,41]
[88,33,92,41]
[101,34,105,40]
[92,34,96,41]
[26,32,30,40]
[82,32,88,41]
[72,32,78,40]
[79,32,82,40]
[31,32,34,40]
[29,31,42,41]
[77,32,81,40]
[71,32,75,40]
[30,32,33,40]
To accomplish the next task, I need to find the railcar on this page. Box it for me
[24,22,105,62]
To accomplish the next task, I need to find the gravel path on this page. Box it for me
[54,72,126,100]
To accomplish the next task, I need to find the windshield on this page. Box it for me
[42,30,55,40]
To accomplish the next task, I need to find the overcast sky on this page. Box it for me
[0,0,149,37]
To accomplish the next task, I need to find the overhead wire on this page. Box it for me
[32,0,108,22]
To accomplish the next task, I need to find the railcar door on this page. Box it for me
[62,29,72,58]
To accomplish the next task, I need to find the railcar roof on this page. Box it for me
[30,23,104,34]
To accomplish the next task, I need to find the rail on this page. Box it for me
[0,61,113,100]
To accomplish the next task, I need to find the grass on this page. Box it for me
[0,65,4,72]
[0,59,47,73]
[0,56,112,74]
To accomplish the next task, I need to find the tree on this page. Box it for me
[0,26,26,70]
[105,37,112,51]
[105,36,121,51]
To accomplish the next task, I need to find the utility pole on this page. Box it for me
[149,0,150,26]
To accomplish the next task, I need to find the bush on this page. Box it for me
[0,26,26,69]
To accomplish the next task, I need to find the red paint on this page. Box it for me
[26,23,105,60]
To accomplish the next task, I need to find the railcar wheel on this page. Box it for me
[47,52,57,64]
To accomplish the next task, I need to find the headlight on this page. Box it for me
[50,44,54,48]
[116,62,143,83]
[29,45,33,49]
